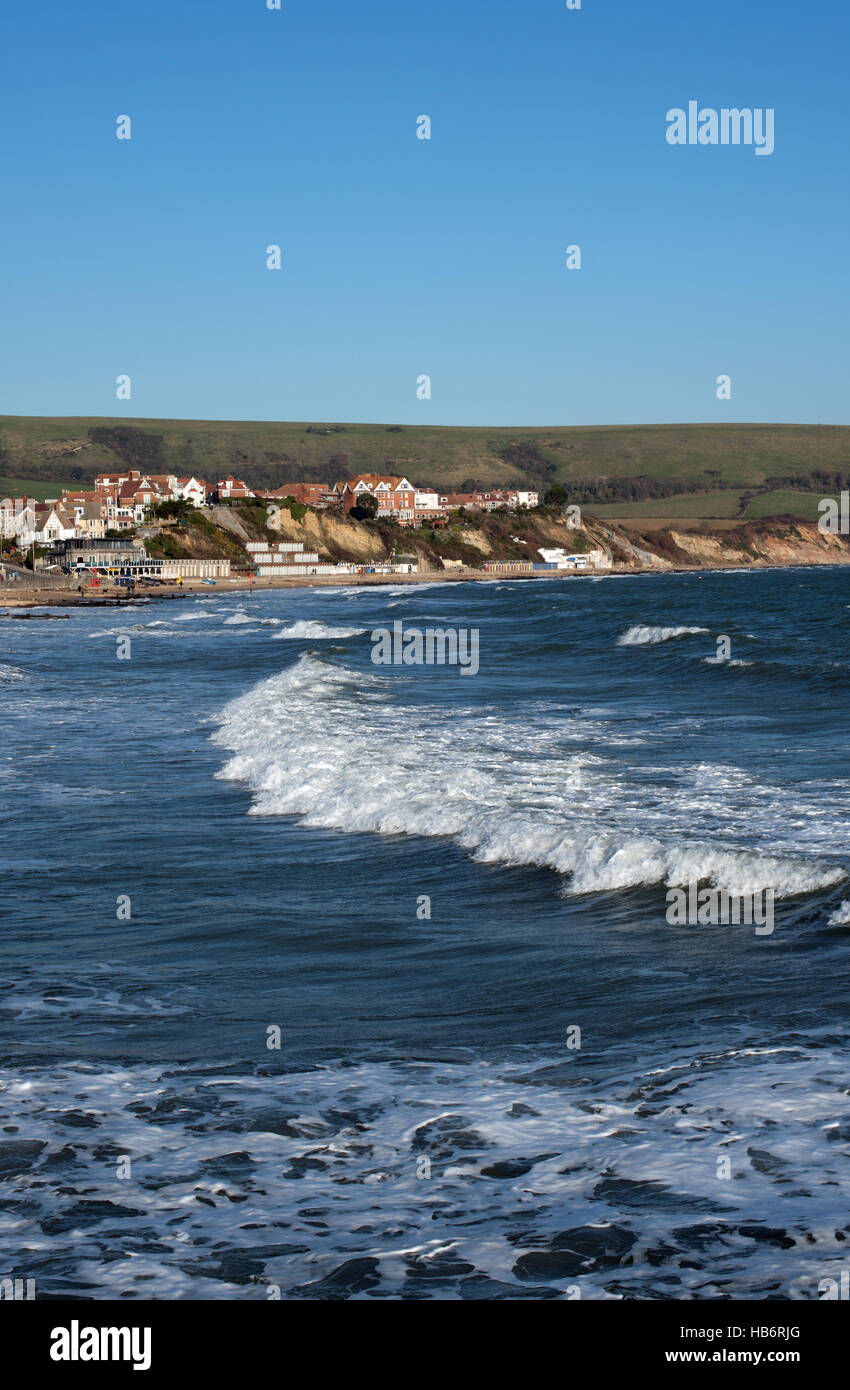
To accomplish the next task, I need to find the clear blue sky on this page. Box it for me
[1,0,847,426]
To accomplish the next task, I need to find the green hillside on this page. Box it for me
[0,475,70,501]
[0,417,847,520]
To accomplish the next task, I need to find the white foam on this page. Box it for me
[224,612,282,626]
[273,620,366,640]
[0,663,27,681]
[211,655,845,899]
[618,625,710,646]
[87,622,175,638]
[701,657,754,667]
[3,1039,849,1299]
[828,901,850,926]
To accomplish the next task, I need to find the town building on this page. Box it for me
[0,497,38,546]
[34,505,77,545]
[216,476,254,499]
[336,474,417,523]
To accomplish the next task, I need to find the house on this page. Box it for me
[76,502,107,539]
[0,498,38,547]
[34,505,77,545]
[441,489,537,512]
[59,491,108,538]
[217,475,254,500]
[337,474,417,522]
[60,489,100,516]
[95,470,142,490]
[538,546,610,571]
[175,476,207,508]
[95,469,180,498]
[440,492,479,511]
[104,478,169,527]
[143,474,180,498]
[413,489,445,524]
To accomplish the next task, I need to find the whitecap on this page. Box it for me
[618,625,710,646]
[273,620,366,640]
[211,655,845,900]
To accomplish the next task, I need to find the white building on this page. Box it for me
[0,499,38,547]
[414,491,440,510]
[34,507,77,545]
[175,476,207,507]
[538,546,610,570]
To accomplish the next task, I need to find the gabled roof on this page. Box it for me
[345,473,412,492]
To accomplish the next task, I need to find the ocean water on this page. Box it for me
[1,567,850,1301]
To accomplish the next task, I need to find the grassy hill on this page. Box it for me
[0,416,847,520]
[0,475,68,501]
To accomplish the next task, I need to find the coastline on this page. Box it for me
[1,554,849,609]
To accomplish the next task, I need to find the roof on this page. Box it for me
[344,473,412,491]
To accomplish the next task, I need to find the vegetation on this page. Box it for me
[0,475,72,501]
[0,416,846,524]
[350,492,378,520]
[742,490,826,522]
[273,496,308,521]
[149,498,194,521]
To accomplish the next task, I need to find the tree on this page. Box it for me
[149,498,193,521]
[352,492,378,520]
[543,484,568,508]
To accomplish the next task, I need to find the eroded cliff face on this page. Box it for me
[648,521,850,569]
[209,504,850,574]
[267,507,388,560]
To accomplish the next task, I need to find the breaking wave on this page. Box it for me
[224,613,282,626]
[618,625,710,646]
[211,655,844,899]
[273,620,366,640]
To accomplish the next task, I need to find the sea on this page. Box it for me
[1,566,849,1301]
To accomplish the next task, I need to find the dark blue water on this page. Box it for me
[1,568,849,1299]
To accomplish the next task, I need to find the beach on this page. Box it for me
[3,551,849,610]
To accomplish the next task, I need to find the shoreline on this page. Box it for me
[1,557,849,609]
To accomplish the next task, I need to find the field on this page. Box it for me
[741,490,827,522]
[589,487,832,524]
[588,490,747,520]
[0,475,72,501]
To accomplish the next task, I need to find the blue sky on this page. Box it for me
[1,0,847,426]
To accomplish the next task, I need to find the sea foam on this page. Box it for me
[211,655,844,899]
[273,620,366,640]
[618,625,709,646]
